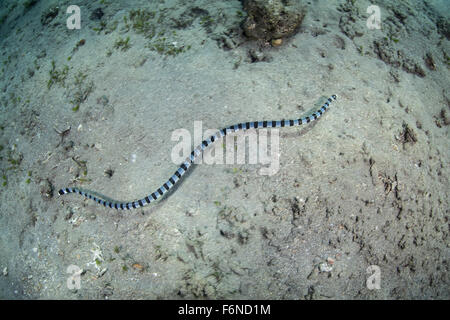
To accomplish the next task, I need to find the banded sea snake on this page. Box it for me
[58,94,338,210]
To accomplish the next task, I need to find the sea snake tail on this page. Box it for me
[58,94,338,210]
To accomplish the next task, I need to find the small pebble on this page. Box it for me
[249,49,265,62]
[271,38,283,46]
[224,37,236,49]
[132,263,144,271]
[319,262,333,272]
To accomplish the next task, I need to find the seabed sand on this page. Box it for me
[0,0,448,299]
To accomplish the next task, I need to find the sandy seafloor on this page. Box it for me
[0,0,448,299]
